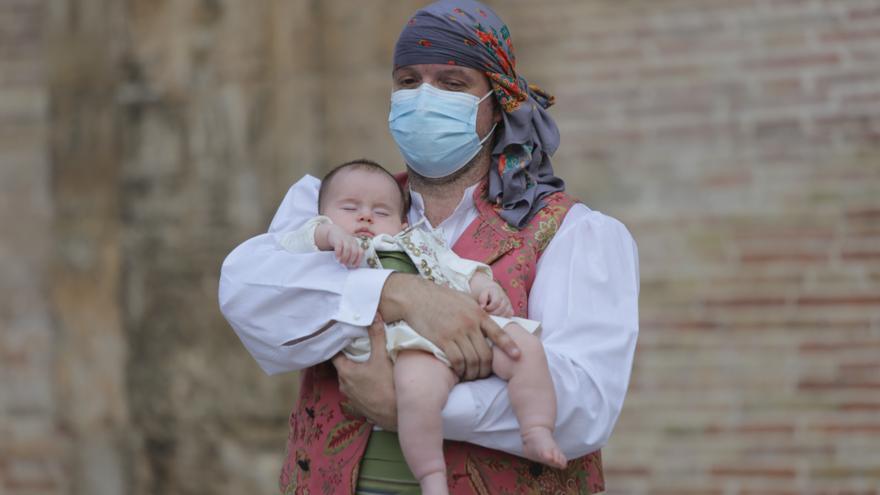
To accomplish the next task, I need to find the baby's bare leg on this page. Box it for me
[492,323,567,469]
[394,350,459,495]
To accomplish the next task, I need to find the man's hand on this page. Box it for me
[379,273,521,381]
[332,319,397,431]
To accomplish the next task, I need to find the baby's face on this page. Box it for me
[321,168,406,238]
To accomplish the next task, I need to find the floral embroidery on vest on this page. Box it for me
[280,177,604,494]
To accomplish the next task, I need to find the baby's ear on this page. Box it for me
[401,222,409,229]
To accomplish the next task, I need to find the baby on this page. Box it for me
[280,159,566,494]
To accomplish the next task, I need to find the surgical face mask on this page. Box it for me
[388,84,497,179]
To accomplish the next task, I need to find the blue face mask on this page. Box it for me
[388,84,497,179]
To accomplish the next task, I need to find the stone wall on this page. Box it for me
[0,0,61,493]
[120,1,312,493]
[511,2,880,493]
[1,0,878,494]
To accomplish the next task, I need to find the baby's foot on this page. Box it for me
[419,471,449,495]
[522,426,568,469]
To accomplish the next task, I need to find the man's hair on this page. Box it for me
[318,158,410,221]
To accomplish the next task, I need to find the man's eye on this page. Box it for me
[397,77,418,87]
[444,80,465,90]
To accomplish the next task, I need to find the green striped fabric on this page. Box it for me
[356,431,420,495]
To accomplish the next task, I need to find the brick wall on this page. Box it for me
[500,1,880,493]
[1,0,877,494]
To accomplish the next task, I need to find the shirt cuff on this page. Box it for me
[334,268,394,326]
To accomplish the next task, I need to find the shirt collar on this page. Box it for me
[408,182,480,227]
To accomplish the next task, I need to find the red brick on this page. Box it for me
[840,91,880,105]
[816,71,880,96]
[703,297,789,308]
[732,318,871,331]
[841,250,880,261]
[643,319,720,331]
[848,5,880,21]
[740,252,828,263]
[760,77,805,97]
[5,479,58,491]
[604,466,651,477]
[744,52,841,71]
[851,49,880,63]
[809,424,880,434]
[625,100,716,120]
[839,363,880,373]
[654,37,750,56]
[743,445,835,457]
[653,490,722,495]
[711,466,797,479]
[569,46,643,63]
[845,207,880,220]
[732,227,835,241]
[839,402,880,412]
[800,341,880,352]
[735,424,795,434]
[637,63,708,80]
[738,491,800,495]
[704,424,795,435]
[796,295,880,306]
[709,273,805,286]
[812,115,875,139]
[799,379,880,390]
[820,28,880,43]
[651,122,739,140]
[753,118,805,138]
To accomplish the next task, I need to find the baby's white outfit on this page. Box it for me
[278,216,540,365]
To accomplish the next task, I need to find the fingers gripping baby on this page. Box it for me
[279,160,566,495]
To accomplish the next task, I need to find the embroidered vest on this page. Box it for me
[280,180,605,494]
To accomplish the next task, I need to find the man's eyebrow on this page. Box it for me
[392,67,417,77]
[436,67,477,80]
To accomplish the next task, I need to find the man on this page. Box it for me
[219,1,639,493]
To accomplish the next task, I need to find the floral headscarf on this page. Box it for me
[393,0,565,229]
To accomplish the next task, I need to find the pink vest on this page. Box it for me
[280,180,605,494]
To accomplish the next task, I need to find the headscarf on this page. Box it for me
[393,0,564,229]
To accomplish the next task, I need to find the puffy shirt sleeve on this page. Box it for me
[441,204,640,458]
[218,175,394,375]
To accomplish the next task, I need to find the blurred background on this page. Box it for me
[2,0,879,493]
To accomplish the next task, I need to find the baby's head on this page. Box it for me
[318,159,409,238]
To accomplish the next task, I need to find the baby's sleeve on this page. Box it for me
[434,242,493,288]
[276,215,332,253]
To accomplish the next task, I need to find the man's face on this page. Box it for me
[392,64,500,145]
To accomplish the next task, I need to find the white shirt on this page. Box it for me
[219,175,640,458]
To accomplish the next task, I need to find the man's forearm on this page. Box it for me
[377,272,419,322]
[377,273,519,380]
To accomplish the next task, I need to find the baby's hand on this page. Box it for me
[326,225,364,268]
[479,283,514,317]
